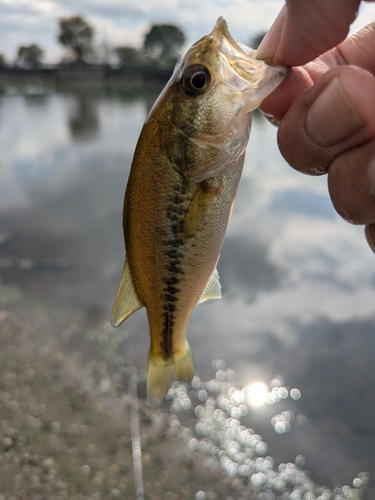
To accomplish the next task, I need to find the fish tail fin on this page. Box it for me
[147,342,194,404]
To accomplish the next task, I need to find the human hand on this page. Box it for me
[257,0,375,252]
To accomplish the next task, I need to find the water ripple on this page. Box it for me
[165,363,369,499]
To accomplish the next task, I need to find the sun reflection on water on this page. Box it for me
[246,382,268,407]
[163,361,369,499]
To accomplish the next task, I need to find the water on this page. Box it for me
[1,87,375,498]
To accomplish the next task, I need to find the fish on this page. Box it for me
[111,17,287,403]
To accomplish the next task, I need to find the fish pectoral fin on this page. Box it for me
[147,341,194,404]
[183,184,215,239]
[197,267,222,304]
[111,259,144,327]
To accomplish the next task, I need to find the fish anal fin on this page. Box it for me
[197,267,221,304]
[111,259,144,327]
[147,342,194,404]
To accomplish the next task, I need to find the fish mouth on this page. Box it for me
[210,17,253,60]
[210,17,287,106]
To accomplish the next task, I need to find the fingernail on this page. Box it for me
[256,5,286,63]
[306,76,365,147]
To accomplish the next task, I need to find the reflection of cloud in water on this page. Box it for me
[200,209,375,359]
[1,90,375,496]
[0,93,148,210]
[218,235,283,299]
[0,93,152,317]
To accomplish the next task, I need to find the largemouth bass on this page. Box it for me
[112,18,286,402]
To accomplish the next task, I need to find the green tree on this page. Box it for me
[58,16,94,62]
[17,44,44,68]
[0,53,5,66]
[143,24,185,63]
[114,46,140,65]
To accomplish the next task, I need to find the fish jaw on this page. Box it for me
[210,17,288,111]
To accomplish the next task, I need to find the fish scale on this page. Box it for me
[111,17,287,402]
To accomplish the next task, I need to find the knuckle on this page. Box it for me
[328,149,375,224]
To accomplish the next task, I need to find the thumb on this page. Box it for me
[261,22,375,124]
[277,65,375,175]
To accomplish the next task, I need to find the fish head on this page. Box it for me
[149,17,287,182]
[180,17,286,109]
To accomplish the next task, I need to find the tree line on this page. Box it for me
[0,16,186,69]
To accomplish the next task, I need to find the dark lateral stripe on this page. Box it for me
[161,310,174,360]
[160,279,181,358]
[159,180,189,359]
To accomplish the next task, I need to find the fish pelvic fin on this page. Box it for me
[197,267,222,304]
[111,259,144,327]
[147,342,194,404]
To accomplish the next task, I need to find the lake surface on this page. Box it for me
[1,87,375,497]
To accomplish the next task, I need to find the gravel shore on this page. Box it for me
[0,283,257,500]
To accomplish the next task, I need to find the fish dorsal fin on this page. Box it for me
[111,259,144,327]
[197,268,222,304]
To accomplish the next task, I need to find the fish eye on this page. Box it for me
[181,64,211,97]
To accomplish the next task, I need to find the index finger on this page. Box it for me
[257,0,361,67]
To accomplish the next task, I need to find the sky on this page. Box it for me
[1,0,375,63]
